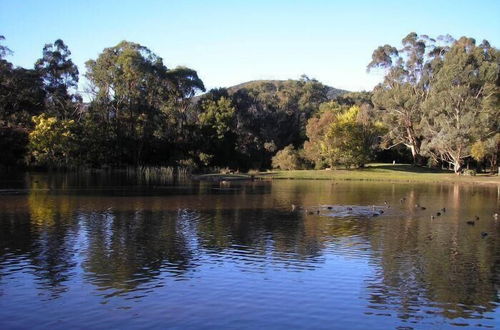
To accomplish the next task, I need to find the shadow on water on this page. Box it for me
[0,172,499,328]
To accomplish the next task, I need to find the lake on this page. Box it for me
[0,172,499,329]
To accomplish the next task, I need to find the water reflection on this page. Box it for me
[0,173,498,328]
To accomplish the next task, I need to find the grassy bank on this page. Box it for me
[258,164,499,185]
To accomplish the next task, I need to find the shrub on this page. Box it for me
[28,114,77,168]
[272,145,301,170]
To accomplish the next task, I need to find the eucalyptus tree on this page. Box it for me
[85,41,204,165]
[196,89,238,167]
[35,39,80,119]
[422,37,499,173]
[368,32,450,165]
[164,66,205,127]
[0,61,45,127]
[85,41,169,164]
[0,35,46,167]
[0,35,12,59]
[1,35,45,126]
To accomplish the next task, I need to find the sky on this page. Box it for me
[1,0,500,97]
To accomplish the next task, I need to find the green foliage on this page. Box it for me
[0,36,46,166]
[198,153,214,166]
[336,91,373,107]
[471,141,487,161]
[471,134,500,172]
[325,106,381,168]
[84,40,205,165]
[0,126,28,167]
[0,34,497,174]
[303,104,382,168]
[370,33,499,173]
[74,116,118,167]
[302,103,339,168]
[0,35,13,59]
[368,33,446,164]
[229,78,331,169]
[199,97,235,139]
[272,145,302,170]
[422,37,499,172]
[35,39,80,119]
[0,60,45,127]
[194,89,238,168]
[29,114,77,167]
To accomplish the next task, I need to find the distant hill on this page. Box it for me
[193,79,349,103]
[227,80,348,99]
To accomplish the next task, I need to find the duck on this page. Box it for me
[481,232,488,238]
[441,207,446,213]
[372,213,379,217]
[436,212,441,216]
[466,220,475,225]
[420,206,426,210]
[474,216,480,221]
[327,206,333,210]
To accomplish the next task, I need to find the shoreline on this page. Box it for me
[195,164,500,186]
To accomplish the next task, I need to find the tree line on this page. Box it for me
[0,33,498,173]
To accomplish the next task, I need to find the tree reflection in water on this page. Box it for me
[0,174,498,327]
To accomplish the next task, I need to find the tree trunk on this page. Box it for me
[409,145,424,166]
[406,127,422,166]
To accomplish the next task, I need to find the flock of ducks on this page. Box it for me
[291,199,499,239]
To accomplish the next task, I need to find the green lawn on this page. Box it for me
[257,164,500,184]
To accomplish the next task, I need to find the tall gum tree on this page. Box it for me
[422,37,499,173]
[85,41,204,165]
[35,39,80,119]
[368,32,450,165]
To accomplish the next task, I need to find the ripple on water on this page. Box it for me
[0,179,499,329]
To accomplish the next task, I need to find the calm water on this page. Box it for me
[0,173,499,329]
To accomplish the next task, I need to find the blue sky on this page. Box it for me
[1,0,499,96]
